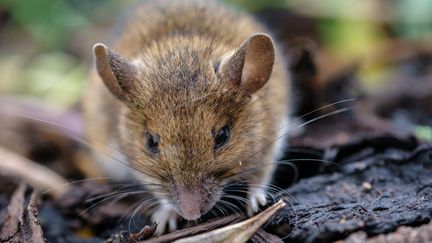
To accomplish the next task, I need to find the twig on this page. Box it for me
[0,146,68,197]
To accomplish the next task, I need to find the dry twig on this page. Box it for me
[0,146,68,197]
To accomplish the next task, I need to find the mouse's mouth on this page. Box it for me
[172,185,221,221]
[177,193,220,221]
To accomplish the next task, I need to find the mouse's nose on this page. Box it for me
[181,205,202,220]
[176,188,204,220]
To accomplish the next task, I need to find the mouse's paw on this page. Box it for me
[247,187,268,217]
[151,203,179,236]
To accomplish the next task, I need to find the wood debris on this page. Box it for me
[345,221,432,243]
[0,183,45,243]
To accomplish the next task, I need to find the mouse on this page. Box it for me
[83,0,291,234]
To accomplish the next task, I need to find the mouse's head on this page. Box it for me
[93,33,275,220]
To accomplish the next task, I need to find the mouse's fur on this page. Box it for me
[83,0,291,234]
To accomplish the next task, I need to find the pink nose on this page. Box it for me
[177,189,203,220]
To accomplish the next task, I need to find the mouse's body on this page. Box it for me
[83,0,291,234]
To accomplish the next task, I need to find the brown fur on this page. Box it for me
[83,0,290,223]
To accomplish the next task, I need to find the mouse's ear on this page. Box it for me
[93,43,139,101]
[217,33,275,94]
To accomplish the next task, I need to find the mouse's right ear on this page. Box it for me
[93,43,139,101]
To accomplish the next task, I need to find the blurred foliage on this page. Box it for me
[1,0,129,50]
[0,0,431,107]
[0,0,130,106]
[223,0,287,12]
[415,125,432,142]
[395,0,432,40]
[0,52,86,106]
[319,19,384,58]
[2,0,87,50]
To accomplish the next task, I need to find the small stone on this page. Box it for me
[362,182,372,191]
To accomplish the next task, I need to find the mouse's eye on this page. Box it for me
[212,61,220,73]
[146,132,160,154]
[213,125,230,150]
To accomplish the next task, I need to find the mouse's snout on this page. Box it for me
[173,177,219,221]
[177,188,205,220]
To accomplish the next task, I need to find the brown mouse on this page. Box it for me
[83,0,291,234]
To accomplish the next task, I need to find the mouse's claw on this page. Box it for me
[151,203,179,235]
[247,187,268,217]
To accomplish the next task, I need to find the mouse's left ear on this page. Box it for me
[217,33,275,94]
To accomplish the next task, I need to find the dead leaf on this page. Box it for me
[173,199,286,243]
[140,215,240,243]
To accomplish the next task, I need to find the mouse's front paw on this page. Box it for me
[247,187,267,216]
[151,203,179,235]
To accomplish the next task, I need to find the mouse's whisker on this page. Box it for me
[216,200,241,217]
[84,180,162,205]
[88,189,148,205]
[43,177,158,197]
[277,158,338,167]
[222,189,249,196]
[266,97,357,148]
[119,197,158,224]
[7,113,137,167]
[128,198,151,236]
[138,200,163,225]
[208,208,220,219]
[223,98,355,167]
[295,98,357,121]
[214,203,228,217]
[242,183,298,206]
[247,183,286,196]
[10,114,171,185]
[211,204,224,217]
[247,185,280,200]
[221,194,250,205]
[219,204,230,217]
[218,201,245,216]
[220,203,231,217]
[86,189,130,204]
[266,184,288,195]
[243,106,354,163]
[277,160,299,184]
[215,203,227,217]
[42,177,123,195]
[222,183,298,222]
[224,158,337,182]
[289,105,352,130]
[80,190,151,217]
[277,147,323,156]
[85,183,144,202]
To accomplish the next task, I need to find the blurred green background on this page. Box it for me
[0,0,431,107]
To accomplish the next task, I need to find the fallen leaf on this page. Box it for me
[173,199,286,243]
